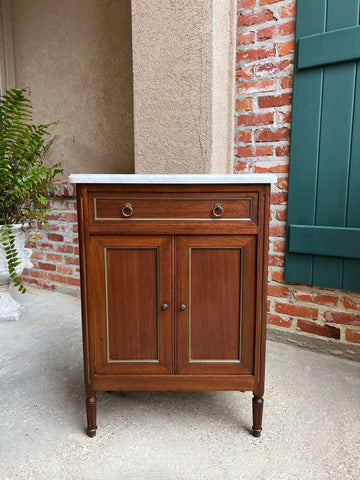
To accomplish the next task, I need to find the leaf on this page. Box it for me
[0,88,63,292]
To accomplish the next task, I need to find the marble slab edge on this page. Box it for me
[68,174,277,184]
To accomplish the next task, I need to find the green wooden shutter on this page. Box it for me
[285,0,360,292]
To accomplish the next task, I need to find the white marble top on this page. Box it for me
[68,174,277,184]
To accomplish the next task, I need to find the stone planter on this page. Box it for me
[0,224,33,321]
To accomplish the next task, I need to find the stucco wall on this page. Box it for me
[132,0,236,174]
[10,0,134,176]
[3,0,236,177]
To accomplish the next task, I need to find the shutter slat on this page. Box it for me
[289,225,360,259]
[315,64,356,227]
[298,26,360,70]
[343,262,360,292]
[344,60,360,291]
[326,0,359,30]
[284,0,327,285]
[346,63,360,229]
[312,62,356,288]
[312,0,359,290]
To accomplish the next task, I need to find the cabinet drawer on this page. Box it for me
[92,196,256,222]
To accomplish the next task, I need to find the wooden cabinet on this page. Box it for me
[73,176,273,438]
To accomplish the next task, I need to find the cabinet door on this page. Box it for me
[88,235,172,374]
[176,235,256,375]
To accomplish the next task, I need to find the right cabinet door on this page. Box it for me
[176,235,256,375]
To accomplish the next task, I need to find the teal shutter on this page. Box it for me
[285,0,360,292]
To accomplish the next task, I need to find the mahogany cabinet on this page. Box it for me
[70,174,274,438]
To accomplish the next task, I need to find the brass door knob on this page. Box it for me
[180,304,186,311]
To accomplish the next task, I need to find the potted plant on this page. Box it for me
[0,88,62,320]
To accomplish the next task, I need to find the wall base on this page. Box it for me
[267,327,360,363]
[53,284,80,299]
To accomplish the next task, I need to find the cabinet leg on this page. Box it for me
[86,394,97,437]
[252,395,263,438]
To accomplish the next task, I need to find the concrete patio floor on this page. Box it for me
[0,286,359,480]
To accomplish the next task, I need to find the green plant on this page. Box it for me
[0,88,63,291]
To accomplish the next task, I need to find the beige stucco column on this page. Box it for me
[0,0,16,90]
[132,0,237,174]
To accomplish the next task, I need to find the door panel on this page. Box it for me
[106,247,158,361]
[176,236,256,375]
[190,248,241,360]
[88,235,172,374]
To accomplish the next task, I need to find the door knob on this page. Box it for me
[162,304,169,311]
[180,304,186,311]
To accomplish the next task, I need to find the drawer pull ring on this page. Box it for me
[212,203,224,217]
[162,304,169,311]
[180,304,187,311]
[122,202,133,217]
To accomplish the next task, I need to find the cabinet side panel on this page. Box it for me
[106,248,158,361]
[76,185,94,391]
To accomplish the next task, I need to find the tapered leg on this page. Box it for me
[252,395,263,437]
[86,394,97,437]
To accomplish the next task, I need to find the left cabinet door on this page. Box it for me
[87,235,173,375]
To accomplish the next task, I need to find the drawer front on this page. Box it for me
[92,196,255,222]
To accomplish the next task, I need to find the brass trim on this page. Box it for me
[189,359,241,363]
[99,218,252,222]
[94,197,253,222]
[188,246,244,364]
[104,246,160,364]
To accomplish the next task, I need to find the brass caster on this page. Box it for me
[87,428,97,438]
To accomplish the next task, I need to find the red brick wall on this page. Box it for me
[22,0,360,354]
[235,0,360,349]
[22,182,80,294]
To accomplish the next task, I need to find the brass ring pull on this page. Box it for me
[121,202,133,217]
[212,203,224,218]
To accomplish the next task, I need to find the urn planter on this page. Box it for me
[0,88,62,301]
[0,224,33,321]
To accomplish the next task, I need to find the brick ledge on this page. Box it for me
[267,327,360,363]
